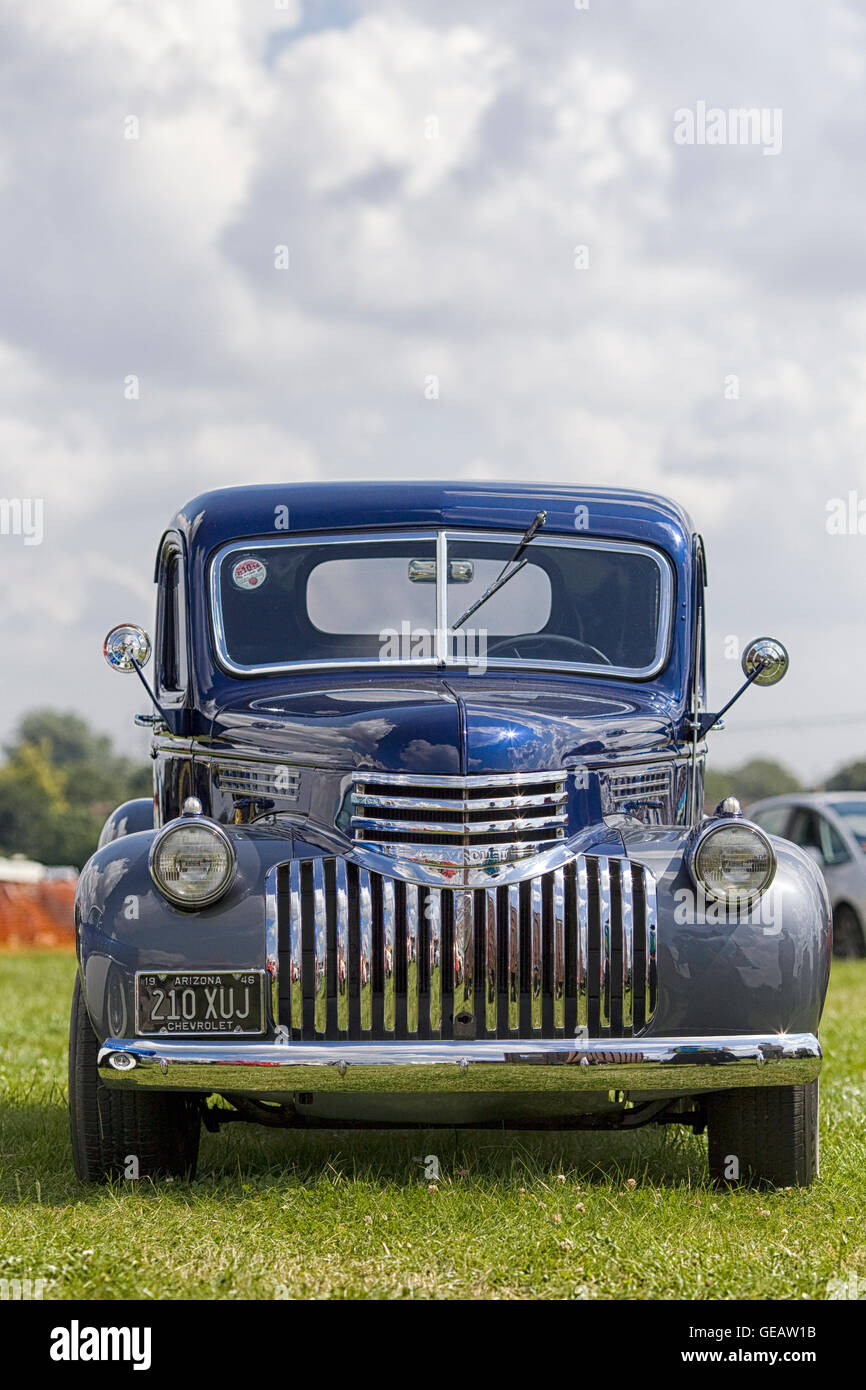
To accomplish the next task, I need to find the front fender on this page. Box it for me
[75,817,832,1047]
[97,797,154,849]
[623,826,832,1038]
[75,822,296,1041]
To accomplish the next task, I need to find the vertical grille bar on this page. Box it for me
[358,867,373,1034]
[551,866,565,1033]
[645,869,658,1020]
[484,886,497,1034]
[277,854,658,1042]
[312,858,327,1036]
[382,877,396,1033]
[507,883,520,1033]
[288,859,303,1035]
[530,876,543,1033]
[631,866,646,1034]
[620,863,634,1032]
[405,882,419,1035]
[576,858,589,1032]
[598,857,611,1031]
[428,888,442,1035]
[453,890,474,1025]
[335,858,349,1034]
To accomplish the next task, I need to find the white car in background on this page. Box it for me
[748,792,866,958]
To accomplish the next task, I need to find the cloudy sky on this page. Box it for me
[1,0,865,782]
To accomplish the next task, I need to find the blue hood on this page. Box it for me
[210,675,680,775]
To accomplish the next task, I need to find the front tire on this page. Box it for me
[706,1081,818,1188]
[69,975,201,1183]
[832,904,865,959]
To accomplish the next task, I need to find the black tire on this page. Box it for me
[68,975,201,1183]
[832,904,866,959]
[706,1081,818,1188]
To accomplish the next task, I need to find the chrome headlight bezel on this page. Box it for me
[148,816,237,909]
[687,817,777,906]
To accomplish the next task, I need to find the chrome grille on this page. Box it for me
[601,767,673,822]
[351,770,568,867]
[215,761,300,800]
[275,854,657,1042]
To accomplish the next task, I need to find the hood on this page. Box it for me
[208,675,680,774]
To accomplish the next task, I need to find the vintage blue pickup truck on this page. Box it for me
[70,482,830,1186]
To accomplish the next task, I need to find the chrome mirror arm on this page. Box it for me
[129,656,170,728]
[103,623,170,727]
[693,637,790,739]
[693,667,764,738]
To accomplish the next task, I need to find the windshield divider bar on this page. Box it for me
[435,530,448,666]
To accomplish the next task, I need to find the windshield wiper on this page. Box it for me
[451,511,547,630]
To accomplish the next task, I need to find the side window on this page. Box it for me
[751,806,790,836]
[789,808,849,867]
[789,808,821,852]
[697,539,707,705]
[817,815,850,867]
[157,545,188,696]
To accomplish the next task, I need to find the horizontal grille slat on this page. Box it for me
[600,766,674,823]
[357,833,558,853]
[215,761,300,799]
[351,814,566,836]
[276,854,657,1043]
[353,791,568,812]
[351,770,568,861]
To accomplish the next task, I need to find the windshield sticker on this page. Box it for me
[231,557,267,591]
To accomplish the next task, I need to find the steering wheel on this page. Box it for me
[486,633,612,663]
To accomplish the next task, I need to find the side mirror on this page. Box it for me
[698,635,789,738]
[103,624,152,673]
[741,637,789,687]
[802,844,825,869]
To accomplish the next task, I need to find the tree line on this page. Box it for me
[0,710,150,869]
[0,711,864,871]
[704,756,866,808]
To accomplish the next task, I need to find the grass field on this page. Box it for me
[0,951,863,1300]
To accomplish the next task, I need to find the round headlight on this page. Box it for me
[149,820,236,907]
[689,821,776,906]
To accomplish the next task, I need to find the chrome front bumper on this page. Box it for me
[97,1033,821,1095]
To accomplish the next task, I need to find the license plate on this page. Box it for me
[135,971,266,1036]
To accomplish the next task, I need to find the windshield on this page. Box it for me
[211,530,672,677]
[828,801,866,849]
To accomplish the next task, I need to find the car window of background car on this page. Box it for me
[828,801,866,851]
[817,816,850,866]
[750,805,790,836]
[790,808,822,855]
[789,807,850,866]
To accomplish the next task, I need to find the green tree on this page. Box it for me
[12,709,151,807]
[0,710,151,868]
[824,759,866,792]
[704,757,802,811]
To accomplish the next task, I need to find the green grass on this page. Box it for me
[0,952,864,1300]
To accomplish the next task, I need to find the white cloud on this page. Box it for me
[0,0,865,777]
